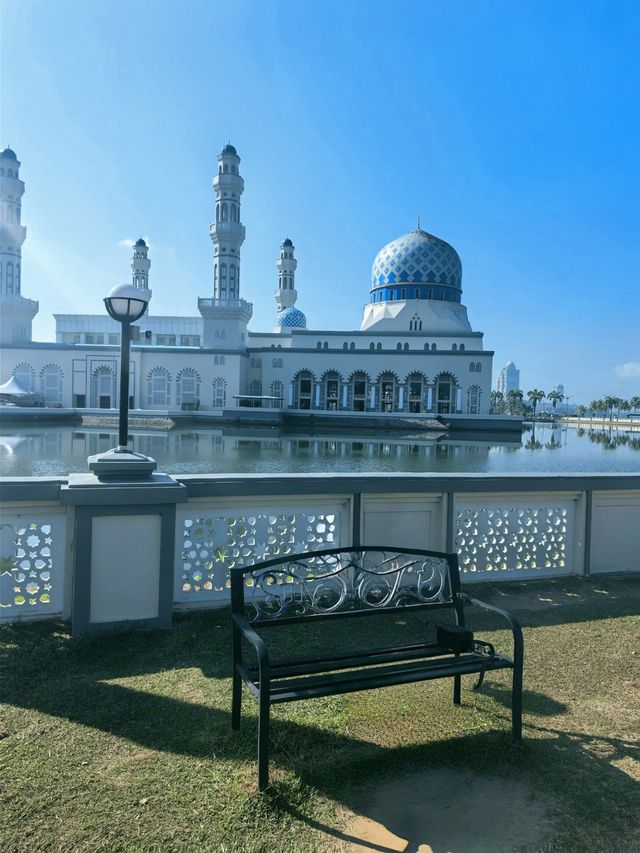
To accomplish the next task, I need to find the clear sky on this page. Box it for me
[2,0,639,403]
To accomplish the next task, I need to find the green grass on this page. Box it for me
[1,573,639,852]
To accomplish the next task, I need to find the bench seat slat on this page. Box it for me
[248,643,467,680]
[258,653,513,703]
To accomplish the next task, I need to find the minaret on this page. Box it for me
[210,143,245,301]
[199,143,252,347]
[275,238,298,313]
[273,237,306,332]
[0,147,38,344]
[131,237,152,303]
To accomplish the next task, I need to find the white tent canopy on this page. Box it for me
[0,376,32,396]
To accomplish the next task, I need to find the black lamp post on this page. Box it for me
[104,284,149,451]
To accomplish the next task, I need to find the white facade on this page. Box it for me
[0,145,493,416]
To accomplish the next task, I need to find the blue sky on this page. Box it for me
[2,0,639,403]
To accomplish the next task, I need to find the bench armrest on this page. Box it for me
[457,592,524,663]
[232,612,271,674]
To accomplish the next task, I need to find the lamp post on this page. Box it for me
[103,284,149,451]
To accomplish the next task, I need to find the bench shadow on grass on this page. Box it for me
[3,619,639,851]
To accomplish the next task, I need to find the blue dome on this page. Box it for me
[371,229,462,291]
[276,306,307,328]
[1,147,17,160]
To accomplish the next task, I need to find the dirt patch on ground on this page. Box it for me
[335,768,554,852]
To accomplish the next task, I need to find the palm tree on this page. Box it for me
[526,389,545,418]
[630,395,640,413]
[490,390,504,414]
[576,405,586,420]
[506,388,524,415]
[603,396,617,422]
[547,389,564,414]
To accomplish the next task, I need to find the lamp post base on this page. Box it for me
[88,448,157,480]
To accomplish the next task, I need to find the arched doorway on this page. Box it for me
[322,371,341,411]
[91,366,115,408]
[406,372,426,413]
[349,372,369,412]
[377,372,397,412]
[295,371,314,410]
[435,373,456,415]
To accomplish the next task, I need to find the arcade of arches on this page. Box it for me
[291,371,482,414]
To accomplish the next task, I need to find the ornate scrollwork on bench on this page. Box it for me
[244,550,453,622]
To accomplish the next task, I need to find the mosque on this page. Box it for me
[0,144,493,419]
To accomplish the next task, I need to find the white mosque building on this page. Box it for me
[0,144,493,419]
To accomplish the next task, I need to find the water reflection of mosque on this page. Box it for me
[1,426,526,475]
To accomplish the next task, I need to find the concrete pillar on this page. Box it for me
[398,384,405,411]
[341,383,348,409]
[370,387,377,410]
[427,387,433,411]
[61,464,186,636]
[314,382,321,409]
[456,388,462,413]
[288,382,294,407]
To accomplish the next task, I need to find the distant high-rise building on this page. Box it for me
[496,361,520,395]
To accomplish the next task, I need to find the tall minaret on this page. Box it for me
[275,238,298,313]
[210,143,245,301]
[131,237,152,303]
[0,147,38,345]
[199,143,252,347]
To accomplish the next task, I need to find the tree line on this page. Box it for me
[490,390,640,419]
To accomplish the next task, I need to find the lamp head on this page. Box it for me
[104,284,149,323]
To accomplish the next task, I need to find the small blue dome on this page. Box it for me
[1,147,17,160]
[222,143,237,156]
[276,306,307,328]
[371,228,462,291]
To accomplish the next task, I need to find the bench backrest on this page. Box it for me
[230,546,463,627]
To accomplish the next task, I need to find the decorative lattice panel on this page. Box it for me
[175,504,345,604]
[1,515,66,618]
[455,501,574,578]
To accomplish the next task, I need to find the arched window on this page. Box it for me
[270,380,283,408]
[322,371,341,411]
[6,262,13,295]
[317,342,322,349]
[350,342,355,350]
[90,365,116,408]
[459,343,465,352]
[249,379,262,396]
[220,355,225,365]
[41,364,63,406]
[452,344,458,351]
[147,367,171,407]
[13,362,35,392]
[476,362,482,372]
[424,343,430,351]
[343,342,348,350]
[323,342,328,349]
[15,264,19,293]
[295,371,314,410]
[470,362,476,373]
[349,371,369,412]
[404,343,409,351]
[376,343,382,350]
[230,264,236,297]
[223,163,229,173]
[397,343,402,351]
[467,385,482,415]
[214,264,218,290]
[369,342,375,350]
[406,372,426,413]
[431,343,436,351]
[220,263,227,294]
[221,202,228,220]
[377,372,397,413]
[176,368,201,407]
[435,374,456,415]
[213,377,227,408]
[216,203,220,222]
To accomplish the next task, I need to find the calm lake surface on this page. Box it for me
[1,423,639,477]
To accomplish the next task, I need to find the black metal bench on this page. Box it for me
[230,546,523,791]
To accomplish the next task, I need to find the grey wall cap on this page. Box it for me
[61,473,187,505]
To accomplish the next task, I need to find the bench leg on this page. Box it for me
[512,663,523,742]
[257,689,270,791]
[231,669,242,731]
[453,673,461,705]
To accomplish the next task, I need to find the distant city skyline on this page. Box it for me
[2,0,638,402]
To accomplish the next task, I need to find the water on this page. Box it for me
[1,422,639,477]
